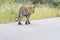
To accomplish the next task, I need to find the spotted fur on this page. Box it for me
[18,6,35,25]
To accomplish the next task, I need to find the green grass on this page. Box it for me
[0,2,60,23]
[31,6,60,20]
[0,2,20,23]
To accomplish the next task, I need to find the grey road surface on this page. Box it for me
[0,17,60,40]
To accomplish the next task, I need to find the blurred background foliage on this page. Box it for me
[0,0,60,8]
[0,0,60,23]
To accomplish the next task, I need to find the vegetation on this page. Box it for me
[0,0,60,23]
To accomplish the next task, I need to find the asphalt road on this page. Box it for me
[0,17,60,40]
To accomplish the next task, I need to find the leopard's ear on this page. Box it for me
[33,6,35,9]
